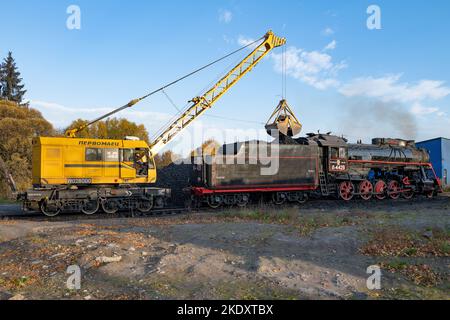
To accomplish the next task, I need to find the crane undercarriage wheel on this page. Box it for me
[339,181,355,201]
[388,181,401,200]
[374,180,387,200]
[358,180,373,201]
[81,200,100,215]
[101,199,120,214]
[39,200,61,217]
[137,197,154,213]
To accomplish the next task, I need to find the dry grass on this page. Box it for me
[124,207,371,237]
[360,227,450,257]
[0,237,83,291]
[218,207,370,236]
[381,261,442,287]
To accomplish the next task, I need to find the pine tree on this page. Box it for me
[0,52,27,103]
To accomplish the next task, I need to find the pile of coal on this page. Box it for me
[156,161,194,206]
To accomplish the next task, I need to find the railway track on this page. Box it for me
[1,193,448,222]
[0,206,189,221]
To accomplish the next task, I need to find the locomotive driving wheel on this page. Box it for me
[339,181,355,201]
[402,188,414,199]
[374,180,387,200]
[359,180,373,201]
[81,200,100,215]
[388,180,401,200]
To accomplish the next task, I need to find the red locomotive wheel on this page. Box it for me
[402,188,414,200]
[339,181,355,201]
[374,180,387,200]
[388,180,400,200]
[426,191,435,199]
[359,180,373,201]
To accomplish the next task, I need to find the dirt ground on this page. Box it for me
[0,195,449,300]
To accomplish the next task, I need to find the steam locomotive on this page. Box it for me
[189,134,442,208]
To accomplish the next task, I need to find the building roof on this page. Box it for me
[416,137,450,144]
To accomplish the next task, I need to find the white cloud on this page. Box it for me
[271,46,347,90]
[219,9,233,24]
[222,34,233,44]
[322,27,334,36]
[237,35,259,50]
[30,100,110,114]
[339,74,450,103]
[410,102,439,115]
[29,100,172,130]
[237,35,255,46]
[323,40,337,51]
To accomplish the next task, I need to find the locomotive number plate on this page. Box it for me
[329,159,347,172]
[67,178,92,184]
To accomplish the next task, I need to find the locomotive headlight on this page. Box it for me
[399,141,406,147]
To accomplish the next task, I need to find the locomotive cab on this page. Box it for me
[327,146,348,173]
[305,133,349,174]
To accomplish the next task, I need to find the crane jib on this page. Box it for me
[64,30,287,155]
[149,31,286,155]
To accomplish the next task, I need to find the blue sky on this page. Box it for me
[1,0,449,154]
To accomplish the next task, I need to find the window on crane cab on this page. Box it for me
[149,157,155,169]
[85,148,103,161]
[104,149,119,162]
[121,149,134,162]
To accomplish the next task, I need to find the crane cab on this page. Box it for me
[32,137,157,187]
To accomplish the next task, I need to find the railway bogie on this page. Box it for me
[20,186,170,217]
[190,190,310,209]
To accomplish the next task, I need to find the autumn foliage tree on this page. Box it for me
[153,150,180,168]
[0,100,54,197]
[191,139,221,157]
[64,118,150,143]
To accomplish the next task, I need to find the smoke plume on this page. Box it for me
[339,99,418,141]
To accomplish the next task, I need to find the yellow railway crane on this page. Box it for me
[22,31,286,216]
